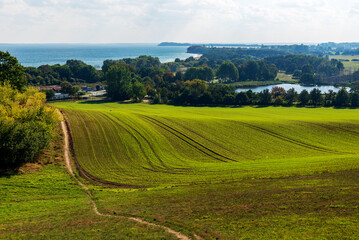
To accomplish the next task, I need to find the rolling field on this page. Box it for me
[53,102,359,188]
[51,102,359,239]
[0,124,176,240]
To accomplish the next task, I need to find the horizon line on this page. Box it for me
[1,41,358,45]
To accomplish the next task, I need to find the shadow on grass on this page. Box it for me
[76,100,359,110]
[0,168,19,178]
[79,99,142,105]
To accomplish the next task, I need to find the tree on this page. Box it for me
[66,59,101,83]
[243,60,260,81]
[285,88,297,105]
[60,81,78,96]
[0,51,26,91]
[324,90,336,106]
[273,96,284,106]
[293,69,302,78]
[106,65,133,101]
[184,67,214,82]
[223,94,236,105]
[0,86,58,169]
[310,88,322,106]
[258,89,271,105]
[351,92,359,107]
[351,81,359,93]
[236,92,250,105]
[300,73,316,84]
[52,64,71,80]
[298,90,310,105]
[163,72,175,83]
[132,80,146,102]
[271,86,286,98]
[216,62,239,82]
[40,89,55,100]
[174,71,184,81]
[335,88,350,107]
[301,64,314,75]
[286,63,297,74]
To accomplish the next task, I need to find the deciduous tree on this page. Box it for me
[0,51,26,91]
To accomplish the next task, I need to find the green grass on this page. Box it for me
[94,170,359,239]
[0,125,177,239]
[52,102,359,187]
[330,55,359,72]
[48,102,359,238]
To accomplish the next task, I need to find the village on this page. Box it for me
[38,84,106,100]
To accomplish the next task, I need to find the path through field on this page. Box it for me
[60,118,196,240]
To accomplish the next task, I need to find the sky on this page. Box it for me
[1,0,359,44]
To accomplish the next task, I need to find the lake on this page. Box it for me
[236,83,346,93]
[0,43,197,68]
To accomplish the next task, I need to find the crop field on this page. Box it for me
[51,102,359,239]
[0,124,175,239]
[53,102,359,188]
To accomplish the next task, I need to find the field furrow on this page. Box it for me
[53,103,359,187]
[140,114,237,163]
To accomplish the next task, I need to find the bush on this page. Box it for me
[0,86,59,169]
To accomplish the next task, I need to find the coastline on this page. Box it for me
[0,43,197,67]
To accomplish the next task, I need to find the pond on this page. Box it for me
[235,83,347,94]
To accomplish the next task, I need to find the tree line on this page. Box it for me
[152,81,359,107]
[264,54,344,84]
[25,59,102,86]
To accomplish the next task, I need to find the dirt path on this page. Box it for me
[60,119,198,240]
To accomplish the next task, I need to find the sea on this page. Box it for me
[0,43,198,68]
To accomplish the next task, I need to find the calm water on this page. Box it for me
[0,43,197,68]
[236,83,346,93]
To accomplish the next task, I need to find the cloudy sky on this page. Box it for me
[1,0,358,43]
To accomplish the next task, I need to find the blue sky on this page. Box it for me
[1,0,358,43]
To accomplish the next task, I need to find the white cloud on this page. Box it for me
[0,0,358,43]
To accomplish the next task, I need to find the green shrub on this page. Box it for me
[0,86,59,169]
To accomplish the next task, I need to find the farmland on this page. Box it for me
[330,55,359,72]
[0,123,176,239]
[49,102,359,239]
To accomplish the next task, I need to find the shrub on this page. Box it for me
[0,86,59,169]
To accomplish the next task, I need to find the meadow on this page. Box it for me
[49,102,359,239]
[330,55,359,72]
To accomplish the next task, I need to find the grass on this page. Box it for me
[0,124,177,239]
[95,170,359,239]
[330,55,359,72]
[48,102,359,239]
[53,102,359,187]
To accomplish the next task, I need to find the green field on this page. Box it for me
[330,55,359,72]
[48,102,359,239]
[0,124,177,240]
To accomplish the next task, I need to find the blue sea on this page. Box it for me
[0,43,198,68]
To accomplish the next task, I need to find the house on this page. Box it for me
[52,93,69,100]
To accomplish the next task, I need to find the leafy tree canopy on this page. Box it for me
[0,51,26,91]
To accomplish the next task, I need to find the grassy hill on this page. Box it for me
[49,102,359,239]
[54,102,359,187]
